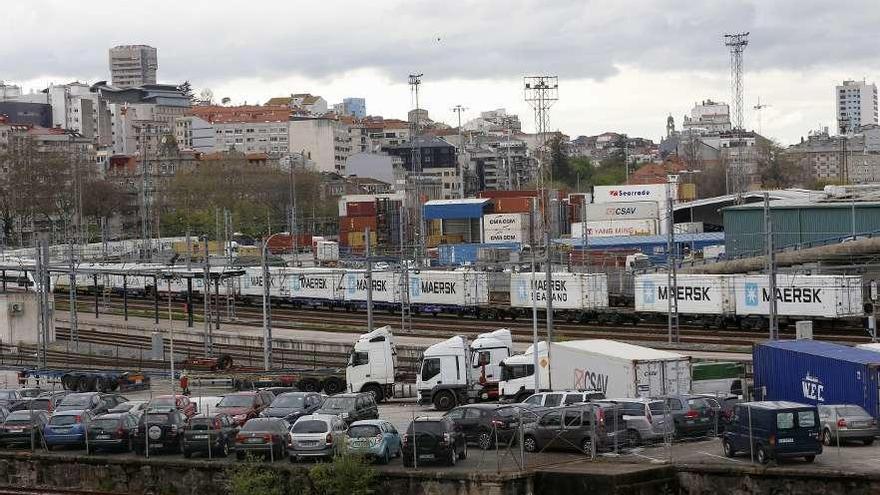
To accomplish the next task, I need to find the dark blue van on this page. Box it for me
[722,401,822,464]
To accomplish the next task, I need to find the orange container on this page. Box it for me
[492,197,535,214]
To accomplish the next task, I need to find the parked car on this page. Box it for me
[11,392,67,413]
[696,394,742,432]
[315,393,377,424]
[148,395,197,418]
[55,392,127,416]
[344,419,401,464]
[520,390,605,408]
[235,417,292,461]
[401,417,467,467]
[722,401,822,464]
[0,410,49,447]
[262,392,324,422]
[44,410,94,449]
[215,392,269,426]
[0,406,10,423]
[18,388,46,399]
[658,395,717,438]
[522,403,627,454]
[598,399,672,446]
[108,400,149,418]
[817,404,878,446]
[289,414,348,461]
[0,390,23,409]
[260,387,299,396]
[86,412,139,453]
[443,404,522,449]
[192,396,224,416]
[182,413,239,458]
[133,408,189,454]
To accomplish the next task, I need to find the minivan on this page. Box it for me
[722,401,822,464]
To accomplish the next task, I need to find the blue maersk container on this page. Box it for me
[753,340,880,418]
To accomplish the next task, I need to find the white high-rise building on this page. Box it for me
[682,99,731,135]
[109,45,158,88]
[837,80,879,135]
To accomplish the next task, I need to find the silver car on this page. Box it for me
[598,399,672,446]
[521,390,605,408]
[818,404,878,446]
[289,414,348,461]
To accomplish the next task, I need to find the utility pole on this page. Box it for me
[544,230,554,389]
[666,178,679,344]
[365,227,373,332]
[765,193,778,340]
[399,205,411,333]
[724,32,750,194]
[530,198,540,392]
[289,156,299,265]
[202,236,211,357]
[67,241,78,348]
[452,105,468,198]
[261,237,272,370]
[623,134,629,183]
[408,74,425,266]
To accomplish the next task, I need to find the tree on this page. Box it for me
[177,80,196,104]
[758,140,803,188]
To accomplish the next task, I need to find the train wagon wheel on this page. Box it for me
[61,374,76,391]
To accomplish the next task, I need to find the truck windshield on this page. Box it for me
[349,351,369,367]
[421,358,441,381]
[500,363,534,381]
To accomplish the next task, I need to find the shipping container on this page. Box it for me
[287,268,344,300]
[341,270,400,303]
[584,201,659,222]
[492,197,535,214]
[483,213,530,244]
[340,216,378,232]
[266,234,313,254]
[478,190,540,199]
[734,274,864,318]
[509,272,609,310]
[673,222,704,234]
[407,270,490,307]
[240,267,300,299]
[347,231,378,248]
[345,201,378,217]
[753,340,880,418]
[634,273,735,315]
[441,218,481,243]
[572,219,657,237]
[593,184,676,204]
[437,242,521,265]
[315,241,339,262]
[423,198,491,220]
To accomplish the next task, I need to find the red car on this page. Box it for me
[214,392,268,426]
[147,395,197,419]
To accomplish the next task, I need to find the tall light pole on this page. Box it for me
[261,233,284,370]
[452,105,468,198]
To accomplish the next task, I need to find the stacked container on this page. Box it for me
[339,200,378,251]
[483,213,531,244]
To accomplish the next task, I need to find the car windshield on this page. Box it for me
[50,415,80,426]
[321,397,355,410]
[242,420,277,432]
[293,420,329,433]
[218,395,253,408]
[272,396,305,408]
[6,411,37,422]
[91,419,120,430]
[836,405,867,416]
[407,421,446,435]
[348,425,380,438]
[60,395,92,407]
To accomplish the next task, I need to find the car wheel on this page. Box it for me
[236,451,245,461]
[822,428,833,447]
[459,442,467,460]
[432,391,456,411]
[381,448,390,465]
[86,446,94,455]
[448,448,457,466]
[478,430,493,450]
[756,445,769,465]
[722,439,735,458]
[126,438,133,452]
[403,456,413,468]
[626,429,642,448]
[864,438,876,446]
[523,435,538,453]
[581,437,593,455]
[804,454,816,463]
[221,441,230,457]
[183,450,192,459]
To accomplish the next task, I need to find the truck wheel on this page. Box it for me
[322,377,345,395]
[298,379,320,392]
[363,384,383,403]
[523,435,538,453]
[61,374,75,391]
[432,391,456,411]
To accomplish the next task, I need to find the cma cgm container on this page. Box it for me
[509,272,609,310]
[734,274,864,318]
[634,274,735,315]
[341,270,400,303]
[407,270,490,307]
[754,340,880,418]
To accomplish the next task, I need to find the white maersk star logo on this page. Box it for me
[745,282,759,307]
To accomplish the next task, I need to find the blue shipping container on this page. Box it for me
[753,340,880,418]
[437,243,521,265]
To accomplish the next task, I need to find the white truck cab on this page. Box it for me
[346,326,397,402]
[499,341,549,403]
[470,328,513,385]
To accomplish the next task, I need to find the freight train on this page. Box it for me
[2,262,869,329]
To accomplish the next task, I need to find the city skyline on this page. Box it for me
[2,1,879,145]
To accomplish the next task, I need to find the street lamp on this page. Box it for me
[261,232,285,370]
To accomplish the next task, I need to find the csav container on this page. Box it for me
[753,340,880,418]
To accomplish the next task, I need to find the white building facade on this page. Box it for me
[837,80,879,135]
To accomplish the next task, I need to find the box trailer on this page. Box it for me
[522,339,691,398]
[509,272,609,310]
[634,273,735,315]
[754,340,880,418]
[734,274,864,318]
[407,270,489,307]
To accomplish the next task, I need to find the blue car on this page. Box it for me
[344,419,402,464]
[44,410,94,449]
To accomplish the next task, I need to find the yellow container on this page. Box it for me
[348,232,377,247]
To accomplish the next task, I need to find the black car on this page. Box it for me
[183,413,239,458]
[261,392,324,422]
[315,393,377,424]
[443,404,523,450]
[11,392,68,413]
[0,410,49,447]
[658,395,717,438]
[723,401,822,464]
[55,392,127,415]
[87,412,139,453]
[402,417,467,467]
[133,408,189,454]
[234,417,291,461]
[522,403,628,454]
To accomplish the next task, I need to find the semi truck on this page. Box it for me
[345,326,398,402]
[499,339,692,402]
[416,328,514,410]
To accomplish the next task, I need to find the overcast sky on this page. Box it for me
[3,1,879,145]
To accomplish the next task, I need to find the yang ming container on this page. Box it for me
[753,340,880,418]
